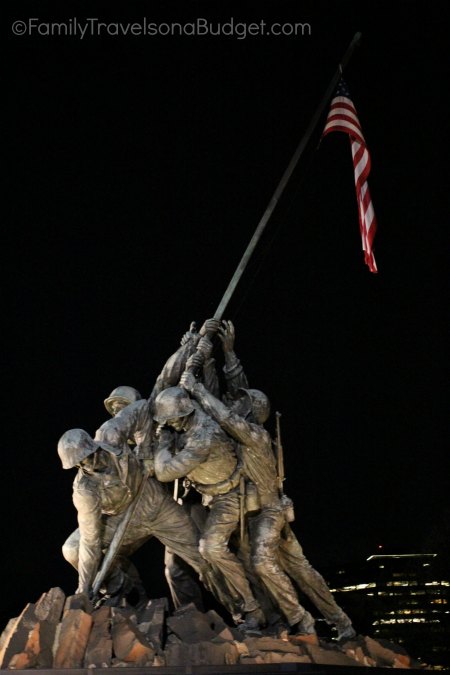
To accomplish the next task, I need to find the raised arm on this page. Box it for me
[149,318,221,406]
[218,320,249,397]
[180,370,265,449]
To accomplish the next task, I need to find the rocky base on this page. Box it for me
[0,588,427,670]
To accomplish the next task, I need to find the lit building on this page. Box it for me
[324,553,450,669]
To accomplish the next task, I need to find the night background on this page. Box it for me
[2,0,449,638]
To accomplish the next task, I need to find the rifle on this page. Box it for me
[275,411,285,495]
[275,412,295,523]
[239,474,246,542]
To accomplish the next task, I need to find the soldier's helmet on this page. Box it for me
[238,388,271,424]
[58,428,98,469]
[58,429,119,469]
[153,386,195,424]
[104,386,142,415]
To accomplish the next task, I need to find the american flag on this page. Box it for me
[323,79,378,273]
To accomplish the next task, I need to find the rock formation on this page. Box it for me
[0,588,427,670]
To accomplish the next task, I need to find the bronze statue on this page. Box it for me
[58,314,355,640]
[180,319,356,641]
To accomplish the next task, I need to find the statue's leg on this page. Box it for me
[164,548,204,611]
[278,525,355,637]
[249,508,306,627]
[232,526,281,626]
[198,492,260,616]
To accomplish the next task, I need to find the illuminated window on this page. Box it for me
[386,581,411,587]
[394,609,426,615]
[331,582,376,592]
[372,618,439,625]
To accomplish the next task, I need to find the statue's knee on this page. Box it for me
[164,564,174,584]
[199,536,226,562]
[62,541,78,568]
[252,555,270,577]
[165,557,188,583]
[297,557,314,573]
[252,547,279,577]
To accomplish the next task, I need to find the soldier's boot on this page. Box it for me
[332,612,356,641]
[238,607,266,635]
[102,568,140,608]
[132,578,149,610]
[289,611,319,645]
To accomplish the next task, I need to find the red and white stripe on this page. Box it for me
[323,92,378,273]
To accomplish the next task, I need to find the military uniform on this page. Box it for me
[153,395,260,616]
[60,432,209,598]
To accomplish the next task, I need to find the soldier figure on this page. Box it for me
[58,428,213,605]
[152,386,265,631]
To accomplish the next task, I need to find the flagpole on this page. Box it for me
[213,31,362,320]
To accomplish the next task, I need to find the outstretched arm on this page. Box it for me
[218,320,249,397]
[180,370,265,448]
[148,318,222,406]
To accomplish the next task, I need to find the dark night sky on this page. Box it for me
[2,0,449,630]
